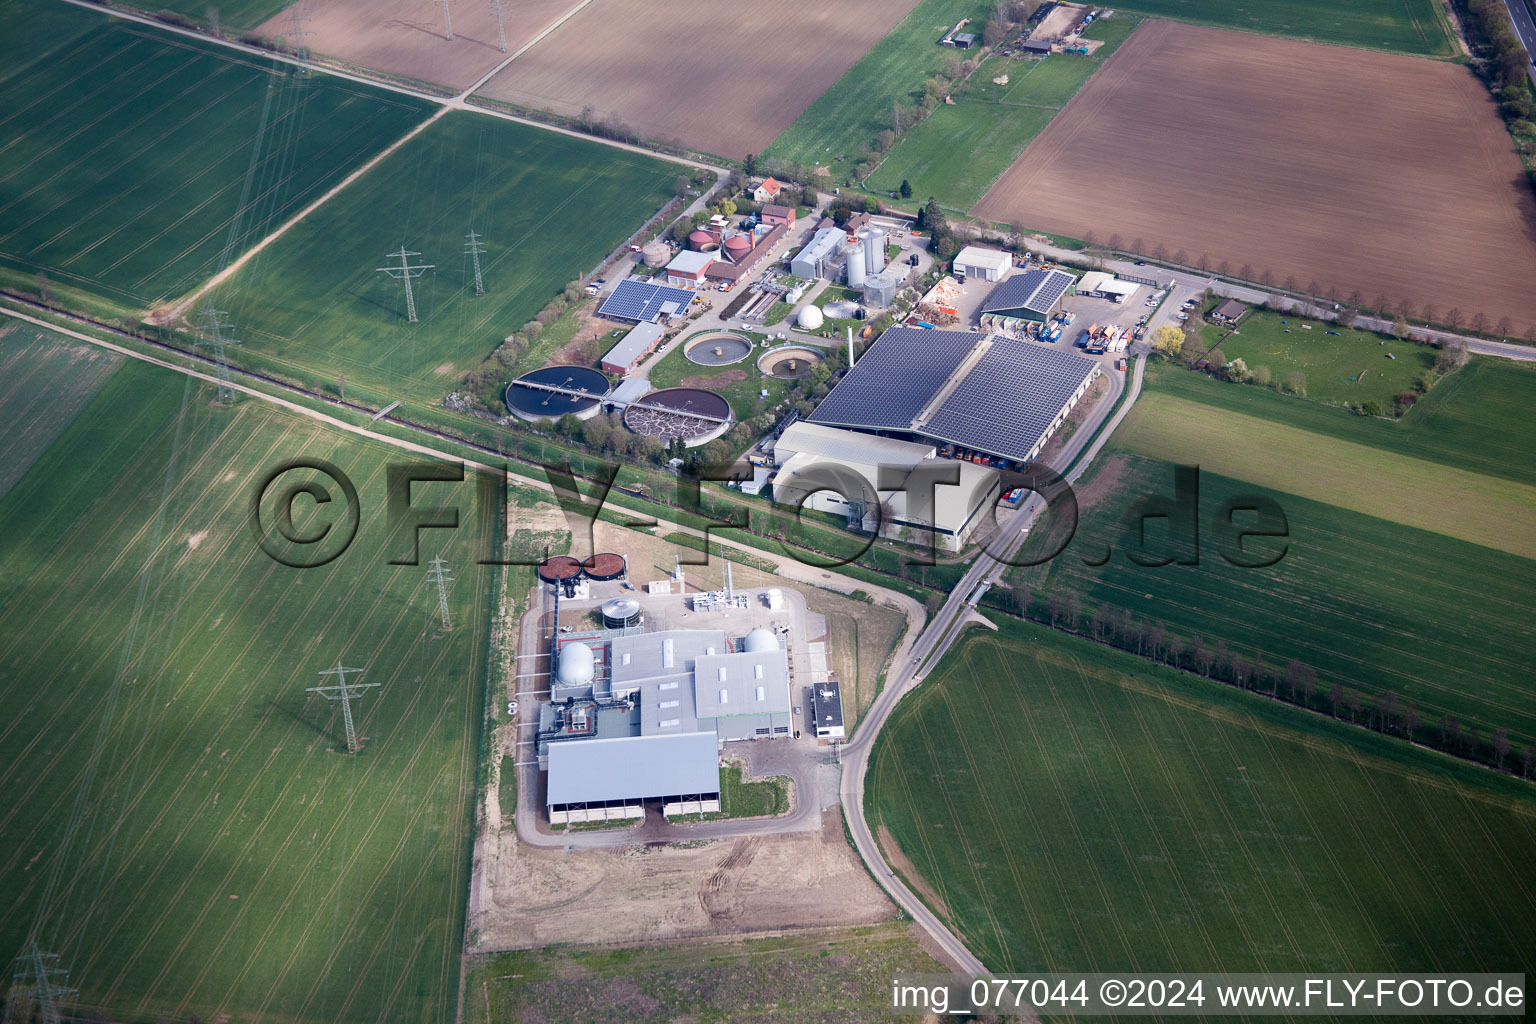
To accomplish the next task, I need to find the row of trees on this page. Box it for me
[914,197,959,260]
[1000,581,1536,777]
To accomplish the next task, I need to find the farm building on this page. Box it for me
[1020,39,1052,54]
[808,325,1100,469]
[601,321,664,374]
[666,249,717,289]
[953,31,976,48]
[760,203,796,228]
[1212,299,1249,323]
[771,421,1001,553]
[598,278,697,323]
[954,245,1014,282]
[811,679,845,739]
[791,226,845,279]
[539,625,794,820]
[1076,271,1141,302]
[978,267,1077,324]
[752,177,785,204]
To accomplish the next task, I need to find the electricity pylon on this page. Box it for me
[489,0,506,51]
[464,230,486,296]
[375,248,434,323]
[306,662,378,754]
[282,4,314,69]
[434,0,453,40]
[426,556,454,631]
[194,306,240,403]
[3,941,76,1024]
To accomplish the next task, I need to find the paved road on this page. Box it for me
[1501,0,1536,83]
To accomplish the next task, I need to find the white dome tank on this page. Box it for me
[797,305,825,330]
[742,627,778,653]
[557,642,595,687]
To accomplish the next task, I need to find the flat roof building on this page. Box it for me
[600,321,664,375]
[811,679,845,739]
[1076,270,1141,303]
[954,245,1013,282]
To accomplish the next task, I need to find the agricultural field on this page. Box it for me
[869,620,1536,973]
[764,0,994,170]
[121,0,290,32]
[475,0,919,160]
[867,48,1112,209]
[0,351,494,1022]
[973,21,1536,339]
[0,5,433,311]
[464,924,942,1021]
[1114,0,1454,54]
[1201,307,1435,407]
[1006,451,1536,750]
[0,322,122,499]
[209,111,679,407]
[255,0,582,92]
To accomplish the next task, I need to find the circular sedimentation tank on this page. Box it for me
[683,332,752,366]
[758,345,823,379]
[623,387,732,447]
[505,365,609,421]
[582,552,626,581]
[536,555,584,584]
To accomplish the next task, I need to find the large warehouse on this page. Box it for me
[977,267,1077,324]
[808,325,1100,467]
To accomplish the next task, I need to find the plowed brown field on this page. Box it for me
[258,0,583,92]
[476,0,919,159]
[974,20,1536,338]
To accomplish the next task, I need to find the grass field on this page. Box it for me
[464,923,945,1022]
[1114,0,1454,54]
[1111,388,1536,560]
[869,620,1536,973]
[0,322,122,499]
[1204,307,1433,406]
[647,331,796,421]
[0,6,433,310]
[0,351,494,1021]
[122,0,291,32]
[211,111,678,407]
[764,0,993,171]
[1008,452,1536,750]
[719,762,790,818]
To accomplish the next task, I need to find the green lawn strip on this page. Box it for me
[1110,0,1453,55]
[868,618,1536,973]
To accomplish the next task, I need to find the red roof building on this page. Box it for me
[760,203,796,228]
[752,177,784,204]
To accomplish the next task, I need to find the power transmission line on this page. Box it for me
[2,941,76,1024]
[426,556,455,631]
[282,4,314,70]
[375,248,434,323]
[464,230,487,296]
[489,0,506,51]
[194,306,240,402]
[306,662,378,754]
[434,0,454,40]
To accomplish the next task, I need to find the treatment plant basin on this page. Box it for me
[623,387,733,447]
[683,332,753,366]
[505,364,610,421]
[757,345,824,379]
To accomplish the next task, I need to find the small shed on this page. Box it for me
[1212,299,1248,323]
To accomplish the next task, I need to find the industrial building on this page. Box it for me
[791,226,845,280]
[807,325,1100,469]
[953,245,1013,283]
[977,267,1077,325]
[665,249,717,289]
[810,679,845,739]
[770,421,1000,552]
[598,278,696,324]
[600,321,664,374]
[760,203,796,228]
[702,223,787,288]
[1076,270,1141,303]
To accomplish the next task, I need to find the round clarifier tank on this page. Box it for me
[623,387,732,446]
[536,555,584,584]
[683,332,752,366]
[582,551,626,581]
[505,365,610,422]
[758,345,823,379]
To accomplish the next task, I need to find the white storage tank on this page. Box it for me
[859,226,885,276]
[765,588,784,610]
[846,241,866,288]
[797,305,825,330]
[556,642,595,688]
[600,596,643,629]
[743,627,778,653]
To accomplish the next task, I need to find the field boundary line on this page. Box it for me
[456,0,595,100]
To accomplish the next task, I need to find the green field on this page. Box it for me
[0,5,433,310]
[132,0,292,32]
[870,620,1536,973]
[868,46,1120,210]
[1204,308,1433,406]
[0,322,122,499]
[214,111,679,407]
[1113,0,1454,54]
[1008,452,1536,751]
[464,924,946,1022]
[648,331,797,420]
[763,0,992,171]
[0,348,494,1021]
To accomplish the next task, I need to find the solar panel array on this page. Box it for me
[808,327,976,430]
[924,336,1098,463]
[978,268,1075,316]
[598,279,696,323]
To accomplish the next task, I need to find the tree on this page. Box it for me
[1328,682,1344,717]
[1250,364,1272,386]
[1285,370,1307,396]
[674,175,690,197]
[1224,358,1251,383]
[1150,324,1184,357]
[1011,581,1033,617]
[1336,306,1357,328]
[983,18,1006,47]
[1436,338,1469,372]
[337,374,347,402]
[1445,307,1464,328]
[1391,313,1408,340]
[900,178,913,199]
[1493,727,1511,768]
[34,271,51,307]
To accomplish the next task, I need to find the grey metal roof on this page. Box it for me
[808,326,975,430]
[546,732,719,806]
[693,650,790,719]
[924,337,1098,462]
[610,629,726,696]
[775,421,934,469]
[979,268,1075,316]
[602,321,663,369]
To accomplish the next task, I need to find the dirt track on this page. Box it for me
[974,20,1536,338]
[258,0,583,91]
[477,0,919,158]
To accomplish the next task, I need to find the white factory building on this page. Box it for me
[1075,271,1141,303]
[953,245,1013,282]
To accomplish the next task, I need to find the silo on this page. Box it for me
[860,227,885,276]
[846,240,866,288]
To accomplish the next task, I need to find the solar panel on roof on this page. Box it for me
[1027,271,1071,312]
[599,279,695,323]
[925,337,1098,462]
[979,268,1074,316]
[808,327,976,430]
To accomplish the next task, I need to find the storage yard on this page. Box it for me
[973,20,1536,339]
[477,0,920,158]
